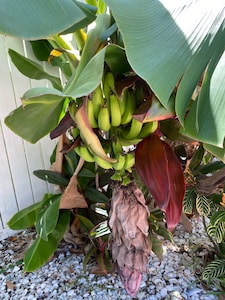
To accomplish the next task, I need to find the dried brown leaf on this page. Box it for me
[60,175,87,209]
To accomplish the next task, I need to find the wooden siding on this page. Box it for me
[0,37,60,240]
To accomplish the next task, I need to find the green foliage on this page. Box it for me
[2,0,225,295]
[7,202,42,230]
[8,49,62,90]
[202,259,225,281]
[24,210,70,272]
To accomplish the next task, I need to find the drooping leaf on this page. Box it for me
[135,134,170,210]
[162,142,185,231]
[33,170,69,186]
[7,202,42,230]
[35,194,61,240]
[0,0,95,39]
[8,49,62,90]
[4,88,65,143]
[24,209,70,272]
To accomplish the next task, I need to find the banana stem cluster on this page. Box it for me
[71,71,158,181]
[109,182,151,297]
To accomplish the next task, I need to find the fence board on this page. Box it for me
[0,36,59,240]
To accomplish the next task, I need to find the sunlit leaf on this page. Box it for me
[0,0,95,39]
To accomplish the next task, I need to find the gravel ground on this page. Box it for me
[0,218,219,300]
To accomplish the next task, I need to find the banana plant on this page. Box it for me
[1,0,225,297]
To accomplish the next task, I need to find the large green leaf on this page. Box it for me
[8,49,62,90]
[4,88,65,143]
[64,13,110,97]
[0,0,95,39]
[24,210,70,272]
[7,202,42,230]
[105,0,225,106]
[182,50,225,149]
[35,194,61,241]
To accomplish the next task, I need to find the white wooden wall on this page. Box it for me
[0,36,60,240]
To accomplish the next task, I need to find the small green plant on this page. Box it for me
[183,148,225,294]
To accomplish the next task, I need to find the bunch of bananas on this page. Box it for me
[71,71,158,184]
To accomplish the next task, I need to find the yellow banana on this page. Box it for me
[124,152,135,172]
[92,85,104,119]
[121,118,143,140]
[87,99,98,128]
[70,101,116,164]
[120,90,136,125]
[103,72,115,99]
[112,153,125,171]
[94,155,113,169]
[109,94,121,127]
[79,145,95,162]
[137,121,158,139]
[98,105,111,132]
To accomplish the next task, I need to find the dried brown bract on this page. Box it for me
[109,182,151,297]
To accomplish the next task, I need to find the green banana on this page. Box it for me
[87,99,98,128]
[117,131,142,146]
[120,90,136,125]
[92,85,104,119]
[121,118,143,140]
[98,105,111,132]
[122,175,132,186]
[110,172,122,181]
[112,138,123,156]
[109,94,121,127]
[72,127,80,139]
[137,121,158,139]
[124,152,135,172]
[103,72,115,99]
[94,155,113,169]
[112,153,125,171]
[70,101,116,164]
[79,145,95,162]
[118,89,128,116]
